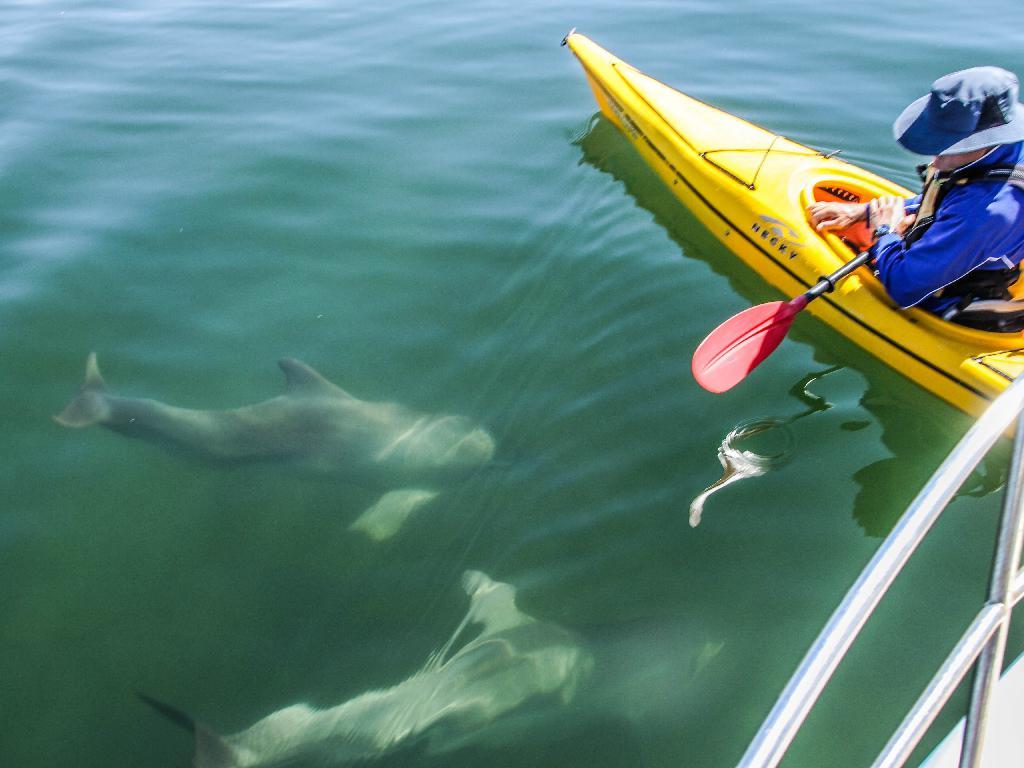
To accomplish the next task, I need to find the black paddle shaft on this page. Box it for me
[804,251,874,300]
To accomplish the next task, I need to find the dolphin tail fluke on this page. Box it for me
[137,691,195,733]
[138,692,241,768]
[54,352,111,427]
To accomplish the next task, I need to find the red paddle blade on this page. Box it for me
[692,296,808,393]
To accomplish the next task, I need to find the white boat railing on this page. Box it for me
[737,374,1024,768]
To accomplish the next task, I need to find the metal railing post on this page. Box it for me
[958,413,1024,768]
[871,605,1003,768]
[735,376,1024,768]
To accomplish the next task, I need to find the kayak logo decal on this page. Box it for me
[752,215,805,259]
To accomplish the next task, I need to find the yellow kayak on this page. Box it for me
[564,31,1024,416]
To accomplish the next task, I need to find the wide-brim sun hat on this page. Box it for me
[893,66,1024,156]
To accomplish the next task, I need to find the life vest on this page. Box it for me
[904,161,1024,246]
[903,161,1024,329]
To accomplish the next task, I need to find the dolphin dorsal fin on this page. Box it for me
[461,571,531,636]
[278,358,353,398]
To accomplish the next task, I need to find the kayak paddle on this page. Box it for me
[692,251,873,393]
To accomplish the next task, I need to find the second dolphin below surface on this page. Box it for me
[55,354,496,539]
[147,571,594,767]
[145,572,727,767]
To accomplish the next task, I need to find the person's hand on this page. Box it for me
[807,201,866,232]
[895,212,917,235]
[867,196,906,233]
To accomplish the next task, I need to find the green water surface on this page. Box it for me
[3,2,1023,766]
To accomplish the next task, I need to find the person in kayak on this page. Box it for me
[807,67,1024,330]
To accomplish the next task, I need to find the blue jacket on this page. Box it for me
[871,141,1024,314]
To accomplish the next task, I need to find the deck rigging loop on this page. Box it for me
[699,144,821,190]
[749,135,780,191]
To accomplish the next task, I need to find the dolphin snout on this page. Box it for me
[451,428,496,466]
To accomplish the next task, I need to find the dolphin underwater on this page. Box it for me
[55,354,496,538]
[143,571,593,767]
